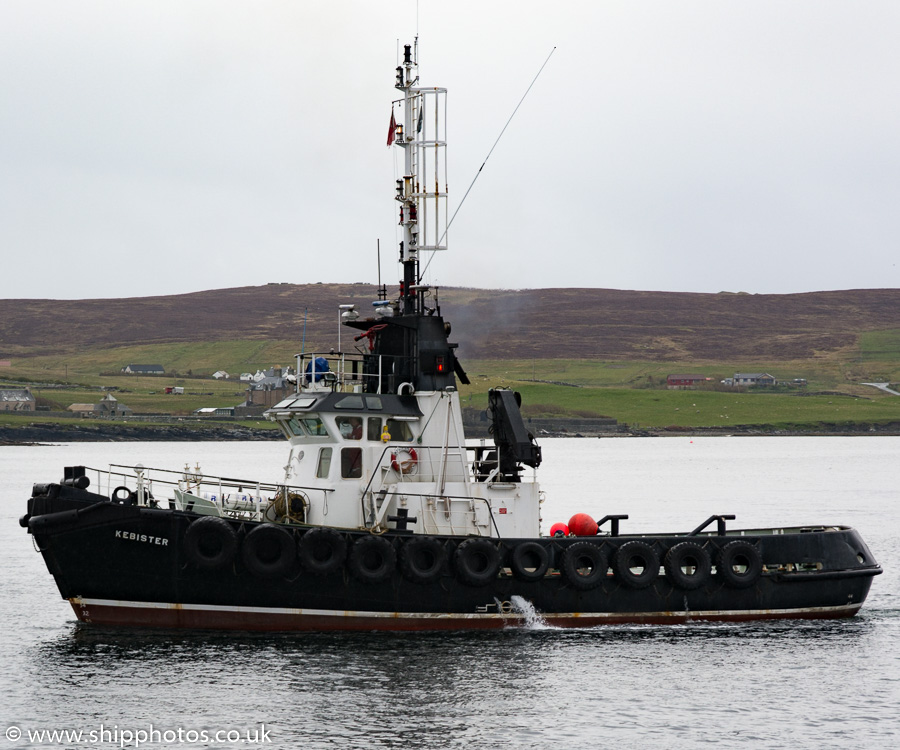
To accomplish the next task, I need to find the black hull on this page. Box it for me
[25,484,881,632]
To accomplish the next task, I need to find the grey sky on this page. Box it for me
[1,1,898,300]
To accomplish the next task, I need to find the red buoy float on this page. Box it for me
[568,513,598,537]
[549,522,569,538]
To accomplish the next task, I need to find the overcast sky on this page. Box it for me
[2,1,898,300]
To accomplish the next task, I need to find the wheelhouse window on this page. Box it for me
[386,419,414,442]
[316,448,333,478]
[367,417,383,441]
[285,417,328,437]
[334,395,365,410]
[336,416,363,440]
[341,447,362,478]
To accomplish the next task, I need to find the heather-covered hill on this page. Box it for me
[2,284,899,362]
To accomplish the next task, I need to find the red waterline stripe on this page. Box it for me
[69,598,862,632]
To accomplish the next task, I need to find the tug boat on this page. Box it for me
[21,43,881,631]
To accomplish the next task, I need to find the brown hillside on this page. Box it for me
[1,285,898,361]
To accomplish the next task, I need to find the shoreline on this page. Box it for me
[2,421,899,445]
[0,422,281,445]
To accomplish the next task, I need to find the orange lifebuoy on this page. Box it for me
[390,447,418,474]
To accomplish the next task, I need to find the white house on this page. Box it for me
[733,373,777,386]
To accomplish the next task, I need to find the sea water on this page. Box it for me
[1,437,898,749]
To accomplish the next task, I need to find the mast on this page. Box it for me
[393,40,448,315]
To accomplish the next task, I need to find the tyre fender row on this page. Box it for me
[182,519,443,584]
[560,538,763,591]
[182,518,762,589]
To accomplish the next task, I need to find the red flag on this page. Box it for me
[387,111,396,146]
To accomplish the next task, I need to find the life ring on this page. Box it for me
[297,527,347,575]
[391,447,418,474]
[400,536,446,584]
[510,541,551,582]
[612,541,660,589]
[348,535,396,583]
[716,540,763,589]
[454,538,501,587]
[664,541,711,590]
[112,485,137,505]
[560,541,608,590]
[183,516,238,571]
[241,523,296,578]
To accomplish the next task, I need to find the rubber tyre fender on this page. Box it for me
[454,538,501,587]
[510,541,551,582]
[241,523,296,578]
[349,535,397,584]
[716,540,763,589]
[183,516,238,571]
[400,536,446,584]
[298,527,347,575]
[664,541,712,590]
[560,541,608,591]
[613,541,660,589]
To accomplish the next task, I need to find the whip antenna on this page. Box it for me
[420,46,556,280]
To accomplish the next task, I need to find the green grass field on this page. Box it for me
[3,345,900,431]
[457,357,900,429]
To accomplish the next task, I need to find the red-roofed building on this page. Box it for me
[666,374,709,389]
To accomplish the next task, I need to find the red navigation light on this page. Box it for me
[435,356,445,373]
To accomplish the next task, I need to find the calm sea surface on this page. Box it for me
[1,437,898,749]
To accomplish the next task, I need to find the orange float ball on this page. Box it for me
[568,513,598,537]
[549,522,569,538]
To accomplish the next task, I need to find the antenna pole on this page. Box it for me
[420,46,556,279]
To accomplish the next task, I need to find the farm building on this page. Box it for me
[121,364,165,375]
[67,393,133,417]
[1,387,36,412]
[666,374,709,388]
[733,373,777,386]
[193,407,236,417]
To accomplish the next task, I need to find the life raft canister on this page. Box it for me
[183,516,238,571]
[390,447,418,474]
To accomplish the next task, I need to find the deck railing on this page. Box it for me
[87,464,330,523]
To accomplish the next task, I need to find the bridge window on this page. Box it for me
[336,416,363,440]
[335,395,365,410]
[316,448,332,478]
[299,417,328,436]
[341,447,362,478]
[387,419,414,442]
